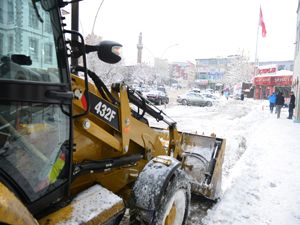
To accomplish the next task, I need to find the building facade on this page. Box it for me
[293,0,300,122]
[195,57,228,89]
[0,0,56,70]
[169,61,195,87]
[253,64,293,99]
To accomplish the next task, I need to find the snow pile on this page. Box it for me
[202,110,300,225]
[148,96,300,225]
[56,184,123,224]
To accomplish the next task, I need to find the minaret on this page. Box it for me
[137,32,143,64]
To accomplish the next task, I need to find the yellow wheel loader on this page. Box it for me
[0,0,226,224]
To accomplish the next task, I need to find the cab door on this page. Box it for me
[0,0,72,217]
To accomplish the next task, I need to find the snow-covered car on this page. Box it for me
[201,93,219,101]
[146,90,169,105]
[157,85,166,93]
[205,88,215,94]
[177,92,213,107]
[189,88,201,94]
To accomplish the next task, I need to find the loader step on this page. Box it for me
[39,185,125,225]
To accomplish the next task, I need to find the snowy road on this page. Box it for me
[158,97,300,225]
[121,96,300,224]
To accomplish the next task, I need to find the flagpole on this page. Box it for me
[254,5,261,77]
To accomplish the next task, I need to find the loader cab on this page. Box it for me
[0,0,72,217]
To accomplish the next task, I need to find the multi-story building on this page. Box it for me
[195,57,230,89]
[259,60,294,72]
[169,61,195,87]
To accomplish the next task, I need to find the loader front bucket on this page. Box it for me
[152,127,226,200]
[180,132,226,200]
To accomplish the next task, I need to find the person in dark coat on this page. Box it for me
[240,92,245,101]
[287,91,296,119]
[275,92,285,119]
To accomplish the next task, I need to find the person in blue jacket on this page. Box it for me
[268,92,277,113]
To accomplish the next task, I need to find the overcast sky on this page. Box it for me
[72,0,298,65]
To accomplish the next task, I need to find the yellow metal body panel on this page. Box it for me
[70,73,226,202]
[0,183,38,225]
[70,75,168,198]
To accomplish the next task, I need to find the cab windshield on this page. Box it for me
[0,0,70,202]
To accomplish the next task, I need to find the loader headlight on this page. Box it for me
[111,46,122,57]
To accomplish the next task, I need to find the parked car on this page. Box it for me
[177,92,213,107]
[146,90,169,105]
[201,93,219,101]
[157,85,166,93]
[189,88,201,94]
[205,88,215,94]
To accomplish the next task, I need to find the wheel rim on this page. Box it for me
[165,204,176,225]
[163,190,186,225]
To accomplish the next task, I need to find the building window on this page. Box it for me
[8,35,13,53]
[29,38,38,60]
[44,16,51,33]
[7,0,14,24]
[29,5,38,28]
[0,33,3,54]
[44,43,52,64]
[0,0,3,24]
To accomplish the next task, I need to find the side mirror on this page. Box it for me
[86,40,122,64]
[11,54,32,66]
[98,40,122,64]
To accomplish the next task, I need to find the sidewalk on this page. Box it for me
[203,104,300,225]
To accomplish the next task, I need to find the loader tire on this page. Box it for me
[130,170,191,225]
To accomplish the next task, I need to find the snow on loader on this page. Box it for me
[0,0,225,225]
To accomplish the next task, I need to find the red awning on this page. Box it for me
[254,75,292,86]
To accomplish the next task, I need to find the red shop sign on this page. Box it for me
[257,67,276,75]
[254,75,292,86]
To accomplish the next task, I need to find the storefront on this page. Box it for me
[253,65,293,99]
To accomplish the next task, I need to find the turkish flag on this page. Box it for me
[259,7,267,38]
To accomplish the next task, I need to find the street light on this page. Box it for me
[160,43,179,59]
[91,0,105,34]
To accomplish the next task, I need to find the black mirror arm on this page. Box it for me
[85,45,99,54]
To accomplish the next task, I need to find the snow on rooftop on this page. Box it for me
[276,69,293,76]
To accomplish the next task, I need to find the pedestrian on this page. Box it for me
[287,91,296,119]
[240,92,244,101]
[275,92,285,119]
[224,91,229,100]
[268,92,277,113]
